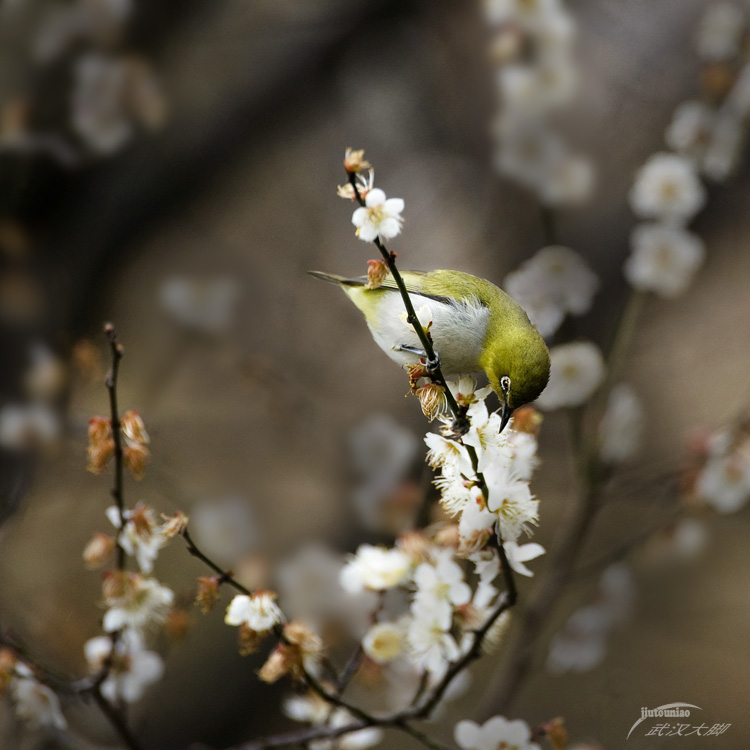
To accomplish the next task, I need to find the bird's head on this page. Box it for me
[484,328,551,433]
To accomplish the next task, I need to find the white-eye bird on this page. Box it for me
[310,269,550,431]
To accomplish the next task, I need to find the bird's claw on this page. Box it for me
[425,355,441,375]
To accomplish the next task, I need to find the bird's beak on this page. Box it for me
[499,399,512,434]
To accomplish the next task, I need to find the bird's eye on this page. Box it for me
[500,376,511,394]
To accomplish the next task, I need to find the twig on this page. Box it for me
[181,527,252,596]
[89,686,143,750]
[347,173,467,432]
[104,323,126,571]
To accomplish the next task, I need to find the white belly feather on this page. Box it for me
[368,292,490,376]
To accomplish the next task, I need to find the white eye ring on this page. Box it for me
[500,376,511,393]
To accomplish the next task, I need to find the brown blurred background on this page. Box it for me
[0,0,749,748]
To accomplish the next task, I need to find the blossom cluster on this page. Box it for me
[484,0,594,207]
[624,3,750,299]
[1,0,166,165]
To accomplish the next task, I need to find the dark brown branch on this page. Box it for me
[181,527,252,596]
[90,685,144,750]
[104,323,126,570]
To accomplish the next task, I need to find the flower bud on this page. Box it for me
[164,608,192,643]
[161,511,189,539]
[195,576,221,614]
[366,260,388,289]
[83,532,115,569]
[343,148,371,174]
[124,442,149,480]
[417,383,446,422]
[87,417,115,474]
[510,406,542,435]
[542,717,568,750]
[121,410,149,445]
[0,649,17,696]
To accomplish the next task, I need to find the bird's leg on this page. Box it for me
[394,344,427,358]
[394,344,442,375]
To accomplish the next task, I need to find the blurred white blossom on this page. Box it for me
[10,664,67,730]
[624,223,705,297]
[84,630,164,703]
[362,622,405,664]
[696,2,745,61]
[103,574,174,633]
[106,503,166,574]
[339,545,411,593]
[504,246,599,338]
[629,153,706,222]
[455,715,540,750]
[535,341,605,409]
[598,384,644,464]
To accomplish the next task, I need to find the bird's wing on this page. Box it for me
[312,270,454,303]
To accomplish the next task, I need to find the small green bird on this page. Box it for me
[310,268,550,431]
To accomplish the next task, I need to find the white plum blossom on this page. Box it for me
[504,246,600,338]
[629,153,706,222]
[455,715,541,750]
[10,664,67,730]
[624,223,705,297]
[697,2,746,61]
[696,450,750,513]
[283,693,384,749]
[106,503,166,574]
[407,604,460,678]
[362,622,405,664]
[84,630,164,703]
[503,541,545,577]
[507,430,539,481]
[539,152,595,207]
[339,545,411,593]
[493,118,564,190]
[457,495,497,556]
[703,113,743,181]
[598,384,645,464]
[413,552,472,616]
[535,341,605,410]
[352,188,404,242]
[665,100,716,156]
[484,463,539,541]
[103,575,174,633]
[225,592,284,632]
[546,605,608,673]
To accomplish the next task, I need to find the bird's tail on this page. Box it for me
[308,271,365,287]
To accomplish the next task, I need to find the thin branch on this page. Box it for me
[89,686,144,750]
[347,173,466,432]
[104,323,126,571]
[181,527,252,596]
